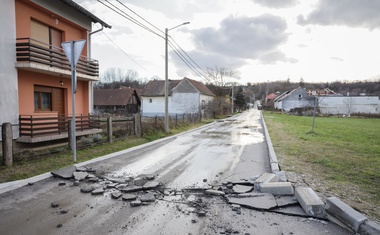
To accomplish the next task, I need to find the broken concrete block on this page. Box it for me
[295,187,325,218]
[115,184,128,190]
[324,197,367,233]
[358,220,380,235]
[80,184,98,193]
[233,185,253,194]
[260,182,294,195]
[254,173,278,191]
[73,172,88,181]
[274,171,287,182]
[51,166,76,179]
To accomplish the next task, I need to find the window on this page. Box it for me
[34,86,52,111]
[149,98,152,103]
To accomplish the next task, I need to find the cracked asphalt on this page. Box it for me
[0,109,349,234]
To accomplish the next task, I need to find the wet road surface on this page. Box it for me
[0,109,349,234]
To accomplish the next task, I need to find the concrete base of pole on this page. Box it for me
[2,122,13,167]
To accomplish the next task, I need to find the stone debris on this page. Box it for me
[130,200,142,207]
[111,192,122,199]
[91,188,105,195]
[143,181,160,190]
[115,184,128,190]
[76,166,87,172]
[58,181,66,186]
[121,185,143,193]
[51,202,59,208]
[122,194,137,201]
[80,184,99,193]
[73,172,88,181]
[205,189,225,196]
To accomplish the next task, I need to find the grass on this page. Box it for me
[0,120,212,184]
[263,111,380,220]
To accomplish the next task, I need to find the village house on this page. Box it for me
[0,0,111,142]
[141,77,215,117]
[94,87,141,115]
[274,87,314,112]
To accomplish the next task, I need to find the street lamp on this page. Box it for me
[165,22,190,133]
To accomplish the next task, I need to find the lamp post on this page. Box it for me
[165,22,190,133]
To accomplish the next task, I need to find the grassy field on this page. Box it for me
[263,111,380,220]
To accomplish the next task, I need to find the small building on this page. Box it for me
[265,93,278,109]
[274,87,314,112]
[141,77,215,117]
[94,87,141,115]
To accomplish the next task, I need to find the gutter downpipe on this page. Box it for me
[88,24,104,114]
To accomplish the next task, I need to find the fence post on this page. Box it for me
[2,122,13,167]
[134,114,142,137]
[107,116,113,143]
[68,119,72,149]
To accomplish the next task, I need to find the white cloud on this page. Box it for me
[252,0,298,8]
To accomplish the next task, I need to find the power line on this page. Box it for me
[95,24,149,72]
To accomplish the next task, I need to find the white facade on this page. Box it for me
[0,1,19,140]
[318,96,380,115]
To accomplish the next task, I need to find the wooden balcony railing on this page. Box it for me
[19,114,101,138]
[16,38,99,77]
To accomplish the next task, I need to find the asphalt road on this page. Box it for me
[0,109,349,235]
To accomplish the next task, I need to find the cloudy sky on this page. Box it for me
[78,0,380,84]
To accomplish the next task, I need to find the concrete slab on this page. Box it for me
[143,181,159,190]
[51,166,76,179]
[324,197,367,233]
[295,187,325,218]
[140,193,156,202]
[260,182,294,195]
[120,185,143,193]
[254,173,278,191]
[226,193,277,210]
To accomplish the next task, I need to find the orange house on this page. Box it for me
[0,0,111,142]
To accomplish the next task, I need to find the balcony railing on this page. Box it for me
[16,38,99,77]
[19,114,101,138]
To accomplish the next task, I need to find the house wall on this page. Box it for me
[318,96,380,115]
[281,88,314,112]
[16,0,88,54]
[171,93,199,114]
[142,96,165,117]
[0,0,19,140]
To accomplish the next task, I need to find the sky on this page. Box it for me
[77,0,380,85]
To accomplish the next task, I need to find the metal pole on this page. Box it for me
[71,41,77,162]
[231,85,234,114]
[164,28,169,133]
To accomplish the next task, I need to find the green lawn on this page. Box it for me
[264,111,380,220]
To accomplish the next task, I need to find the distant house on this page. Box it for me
[318,96,380,116]
[141,77,215,117]
[274,87,314,112]
[265,93,278,109]
[94,87,141,115]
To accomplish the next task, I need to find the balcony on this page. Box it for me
[15,38,100,81]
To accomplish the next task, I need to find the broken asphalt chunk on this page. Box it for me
[111,192,122,199]
[91,188,105,195]
[130,200,142,207]
[142,181,159,190]
[140,193,156,202]
[75,166,87,172]
[80,184,99,193]
[51,166,76,179]
[121,185,143,193]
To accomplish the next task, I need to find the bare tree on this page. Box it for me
[343,97,355,117]
[205,66,240,86]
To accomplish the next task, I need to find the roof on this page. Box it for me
[60,0,112,29]
[266,93,278,100]
[142,77,214,97]
[184,77,215,96]
[94,87,141,106]
[142,80,181,96]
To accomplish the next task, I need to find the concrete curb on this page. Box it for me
[261,113,280,173]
